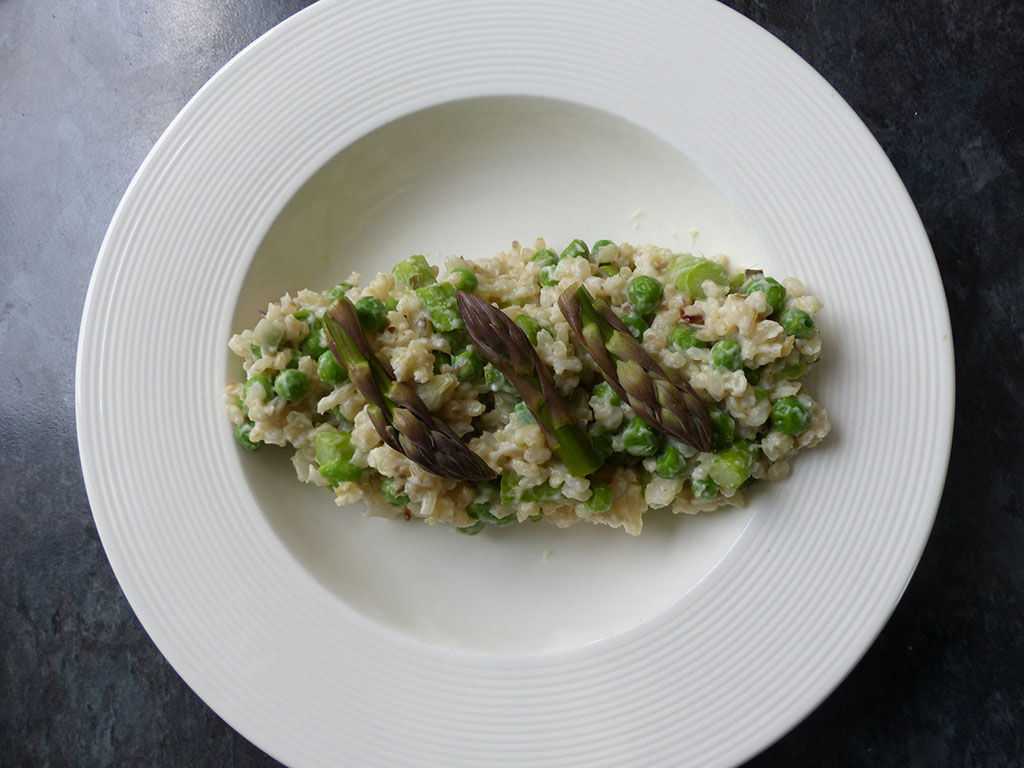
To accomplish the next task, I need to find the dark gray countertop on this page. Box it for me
[2,1,1022,766]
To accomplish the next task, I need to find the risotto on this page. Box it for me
[224,238,830,535]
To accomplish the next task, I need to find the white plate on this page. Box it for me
[77,1,954,766]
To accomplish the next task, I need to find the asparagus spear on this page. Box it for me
[456,291,602,477]
[558,284,714,453]
[322,297,496,482]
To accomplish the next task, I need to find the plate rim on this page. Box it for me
[76,1,954,766]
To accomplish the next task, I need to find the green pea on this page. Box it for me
[530,248,558,267]
[655,443,687,478]
[585,480,613,514]
[590,239,614,254]
[691,475,719,500]
[771,396,811,435]
[588,422,615,461]
[708,407,736,450]
[315,430,361,485]
[775,359,807,380]
[293,309,313,323]
[560,239,590,261]
[626,275,664,317]
[665,254,729,299]
[274,368,309,401]
[621,312,649,339]
[381,477,410,508]
[241,375,273,414]
[354,296,388,333]
[451,348,484,381]
[742,276,786,316]
[779,307,816,338]
[622,417,662,456]
[514,314,547,345]
[415,282,462,332]
[456,521,486,535]
[710,338,743,371]
[325,282,353,301]
[449,268,478,293]
[317,350,348,385]
[393,254,436,289]
[234,421,264,452]
[669,324,707,352]
[592,380,621,405]
[301,323,329,358]
[708,443,754,489]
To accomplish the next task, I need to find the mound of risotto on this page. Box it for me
[225,238,829,535]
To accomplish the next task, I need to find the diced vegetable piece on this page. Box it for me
[510,400,535,426]
[514,314,548,345]
[666,254,729,299]
[483,363,515,393]
[449,268,478,293]
[315,430,362,485]
[252,317,285,350]
[381,477,410,508]
[451,348,484,381]
[415,282,461,332]
[393,254,437,289]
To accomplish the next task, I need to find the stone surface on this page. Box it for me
[1,1,1021,766]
